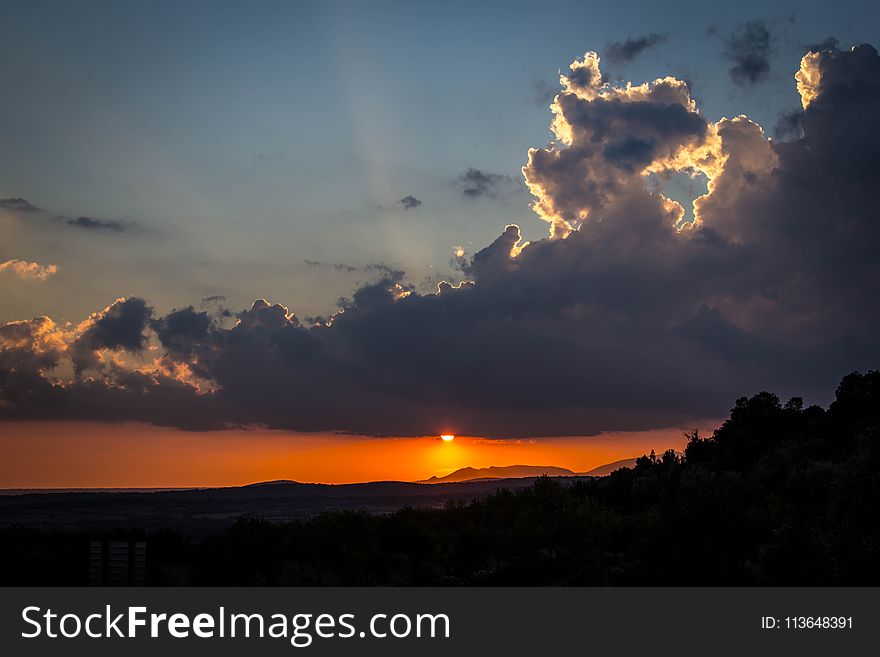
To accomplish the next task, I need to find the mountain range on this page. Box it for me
[418,459,638,483]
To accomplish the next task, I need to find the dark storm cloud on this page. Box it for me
[3,46,880,437]
[774,108,803,139]
[151,306,212,358]
[724,19,774,86]
[64,216,128,231]
[457,168,520,199]
[602,136,659,171]
[0,197,40,212]
[69,297,153,375]
[79,298,153,352]
[605,33,667,64]
[397,195,421,210]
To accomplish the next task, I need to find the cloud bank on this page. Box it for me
[2,44,879,437]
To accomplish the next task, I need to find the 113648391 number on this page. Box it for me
[761,617,853,629]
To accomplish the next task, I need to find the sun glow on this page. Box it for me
[0,422,698,487]
[440,434,455,442]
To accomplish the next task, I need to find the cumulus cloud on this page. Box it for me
[397,195,422,210]
[523,51,713,238]
[0,259,58,282]
[606,33,667,64]
[68,297,153,375]
[151,306,213,358]
[724,19,774,86]
[2,45,880,437]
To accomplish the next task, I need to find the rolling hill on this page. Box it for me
[418,459,638,483]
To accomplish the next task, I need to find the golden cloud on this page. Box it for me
[0,259,58,282]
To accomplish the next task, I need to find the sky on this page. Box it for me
[1,0,879,486]
[0,421,698,487]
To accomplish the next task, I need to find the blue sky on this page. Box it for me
[1,0,878,322]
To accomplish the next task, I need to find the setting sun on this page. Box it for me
[440,434,455,442]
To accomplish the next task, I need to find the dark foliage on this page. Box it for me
[2,371,879,585]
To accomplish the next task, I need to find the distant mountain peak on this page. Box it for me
[418,464,576,484]
[417,459,640,483]
[578,458,638,477]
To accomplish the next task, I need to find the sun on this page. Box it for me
[440,434,455,442]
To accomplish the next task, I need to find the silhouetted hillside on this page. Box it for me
[419,465,577,483]
[420,460,639,482]
[0,477,556,533]
[2,370,878,585]
[579,458,639,476]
